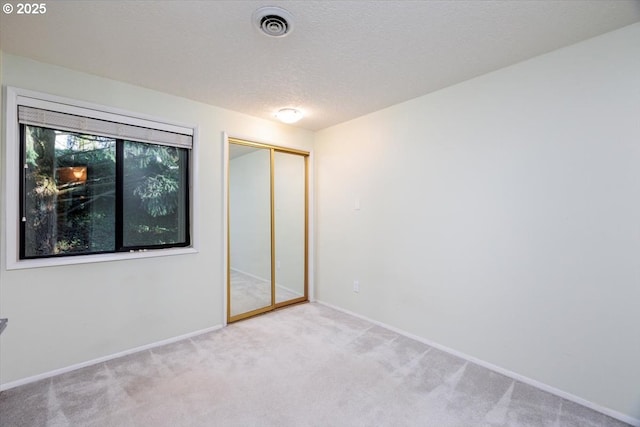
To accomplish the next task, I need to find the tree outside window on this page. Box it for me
[21,125,189,259]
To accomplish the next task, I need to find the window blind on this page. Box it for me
[18,106,192,149]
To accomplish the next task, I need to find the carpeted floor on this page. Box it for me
[0,303,631,427]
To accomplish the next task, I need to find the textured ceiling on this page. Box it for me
[1,1,639,131]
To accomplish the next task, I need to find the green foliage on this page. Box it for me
[133,174,179,216]
[123,141,186,246]
[124,141,184,217]
[23,126,187,257]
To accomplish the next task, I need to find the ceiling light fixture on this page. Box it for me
[253,6,294,38]
[275,108,303,124]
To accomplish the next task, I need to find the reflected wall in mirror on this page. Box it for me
[274,151,306,304]
[227,139,309,322]
[228,144,272,317]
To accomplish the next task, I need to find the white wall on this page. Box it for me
[314,23,640,421]
[229,148,272,280]
[0,53,313,384]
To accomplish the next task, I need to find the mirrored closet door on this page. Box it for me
[227,138,308,322]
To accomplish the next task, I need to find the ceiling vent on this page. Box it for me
[253,6,294,38]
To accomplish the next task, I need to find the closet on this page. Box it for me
[227,138,308,322]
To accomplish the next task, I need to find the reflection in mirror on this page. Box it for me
[228,144,272,317]
[274,151,306,304]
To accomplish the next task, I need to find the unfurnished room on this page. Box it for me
[0,1,639,426]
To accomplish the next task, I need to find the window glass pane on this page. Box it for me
[122,141,188,247]
[23,125,116,257]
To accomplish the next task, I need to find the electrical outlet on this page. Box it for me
[353,280,360,293]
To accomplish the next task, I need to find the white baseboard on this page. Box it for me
[230,267,269,283]
[315,300,639,427]
[230,267,304,297]
[0,324,223,392]
[276,284,304,297]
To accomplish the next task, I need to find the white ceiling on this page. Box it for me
[1,1,639,131]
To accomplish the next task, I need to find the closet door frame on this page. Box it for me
[226,137,309,323]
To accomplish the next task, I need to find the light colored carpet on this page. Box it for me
[0,303,631,427]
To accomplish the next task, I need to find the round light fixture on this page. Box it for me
[275,108,303,124]
[253,6,294,37]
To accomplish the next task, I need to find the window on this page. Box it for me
[22,126,117,257]
[121,141,189,249]
[5,88,196,267]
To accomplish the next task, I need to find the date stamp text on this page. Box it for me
[3,3,47,14]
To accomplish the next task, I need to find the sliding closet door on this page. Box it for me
[227,139,308,323]
[228,144,272,318]
[273,151,307,305]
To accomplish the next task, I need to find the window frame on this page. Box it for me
[4,87,199,270]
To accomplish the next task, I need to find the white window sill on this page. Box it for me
[6,247,198,270]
